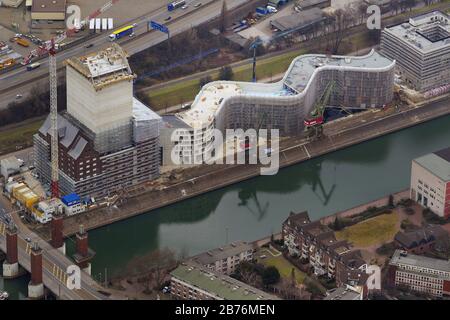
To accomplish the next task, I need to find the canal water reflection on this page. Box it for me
[3,114,450,296]
[79,114,450,278]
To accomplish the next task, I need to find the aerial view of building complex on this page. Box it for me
[0,0,449,312]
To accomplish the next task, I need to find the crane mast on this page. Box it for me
[49,42,59,199]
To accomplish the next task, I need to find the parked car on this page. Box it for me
[162,286,171,294]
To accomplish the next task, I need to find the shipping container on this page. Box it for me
[12,183,27,198]
[24,192,39,210]
[95,18,101,33]
[108,18,114,30]
[102,18,108,31]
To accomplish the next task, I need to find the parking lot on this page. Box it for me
[0,0,168,41]
[0,25,39,55]
[235,2,296,42]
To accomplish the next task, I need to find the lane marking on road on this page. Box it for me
[25,243,32,255]
[52,264,68,284]
[303,145,311,158]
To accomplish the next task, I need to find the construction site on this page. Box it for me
[0,7,448,247]
[0,3,450,303]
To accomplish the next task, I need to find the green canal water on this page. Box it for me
[3,114,450,297]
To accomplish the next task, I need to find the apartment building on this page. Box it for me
[190,241,254,275]
[170,262,280,300]
[388,250,450,297]
[282,211,368,291]
[381,11,450,92]
[410,147,450,218]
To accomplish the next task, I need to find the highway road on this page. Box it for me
[0,0,249,110]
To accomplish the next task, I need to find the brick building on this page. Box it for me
[282,211,368,293]
[388,250,450,297]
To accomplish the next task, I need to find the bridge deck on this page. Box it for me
[0,216,108,300]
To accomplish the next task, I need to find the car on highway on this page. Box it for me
[85,43,94,49]
[194,2,202,7]
[25,237,31,243]
[181,4,188,9]
[16,94,23,99]
[165,16,172,21]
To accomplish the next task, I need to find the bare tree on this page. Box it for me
[123,248,178,292]
[325,6,356,54]
[239,267,261,288]
[390,0,401,15]
[357,2,368,25]
[278,271,307,300]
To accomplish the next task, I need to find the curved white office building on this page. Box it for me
[165,50,395,164]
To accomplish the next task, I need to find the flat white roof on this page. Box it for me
[385,11,450,52]
[85,51,129,79]
[132,98,161,122]
[66,44,135,91]
[177,82,243,128]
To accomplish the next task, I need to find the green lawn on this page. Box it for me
[146,49,307,111]
[335,213,399,247]
[0,119,44,155]
[257,250,306,285]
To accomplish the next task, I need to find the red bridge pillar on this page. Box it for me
[2,224,19,278]
[73,225,95,275]
[28,243,44,299]
[51,213,65,254]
